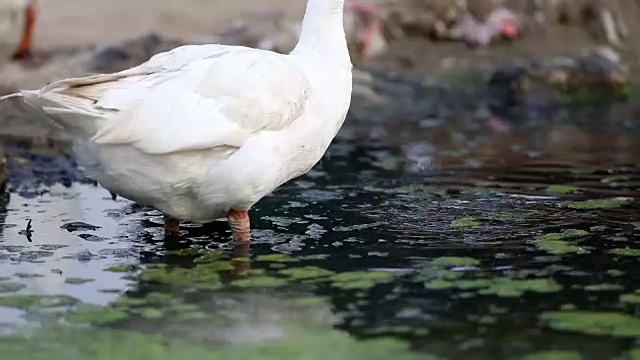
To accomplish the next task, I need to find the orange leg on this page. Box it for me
[164,215,180,237]
[227,209,251,244]
[12,3,37,60]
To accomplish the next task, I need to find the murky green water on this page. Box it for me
[1,108,640,359]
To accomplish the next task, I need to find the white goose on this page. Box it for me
[1,0,353,244]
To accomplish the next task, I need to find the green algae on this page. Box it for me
[330,271,395,290]
[520,351,583,360]
[292,296,328,307]
[534,240,586,255]
[278,266,336,280]
[430,257,480,267]
[13,273,43,279]
[255,254,299,263]
[608,269,626,277]
[613,349,640,360]
[230,276,288,288]
[566,197,632,210]
[584,284,623,292]
[66,305,129,324]
[64,278,94,285]
[0,282,26,293]
[541,311,640,337]
[537,229,589,242]
[450,217,480,228]
[534,229,589,255]
[0,295,78,310]
[620,294,640,304]
[425,277,561,297]
[105,264,137,273]
[608,248,640,257]
[545,185,580,195]
[477,278,561,297]
[138,264,222,289]
[0,324,439,360]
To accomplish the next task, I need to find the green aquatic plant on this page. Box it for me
[0,324,439,360]
[545,185,580,195]
[330,271,395,290]
[64,278,95,285]
[230,276,289,288]
[620,294,640,304]
[105,264,137,273]
[450,217,480,229]
[138,264,222,289]
[541,310,640,337]
[520,351,583,360]
[255,254,299,263]
[584,284,623,292]
[430,257,480,267]
[425,277,561,297]
[0,282,26,293]
[278,266,336,280]
[566,197,632,210]
[66,305,129,324]
[612,349,640,360]
[0,295,78,310]
[534,229,589,255]
[608,248,640,257]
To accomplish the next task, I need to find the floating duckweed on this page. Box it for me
[620,294,640,304]
[138,265,222,289]
[478,278,561,297]
[64,277,95,285]
[138,307,164,319]
[608,269,626,277]
[0,282,26,293]
[0,295,78,310]
[105,264,136,273]
[477,315,497,325]
[430,257,480,267]
[560,304,577,311]
[541,311,640,337]
[545,185,580,195]
[0,325,440,360]
[66,305,129,324]
[112,296,149,308]
[330,271,395,290]
[608,248,640,257]
[613,349,640,360]
[566,197,632,210]
[584,283,623,292]
[451,217,481,228]
[426,277,560,297]
[535,240,587,255]
[537,229,589,242]
[230,276,288,288]
[278,266,336,280]
[520,351,583,360]
[13,273,43,278]
[425,280,455,290]
[292,296,328,306]
[255,254,299,263]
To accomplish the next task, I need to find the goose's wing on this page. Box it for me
[31,44,311,154]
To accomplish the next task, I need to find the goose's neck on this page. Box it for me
[291,0,349,63]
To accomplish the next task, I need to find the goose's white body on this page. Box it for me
[12,0,352,222]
